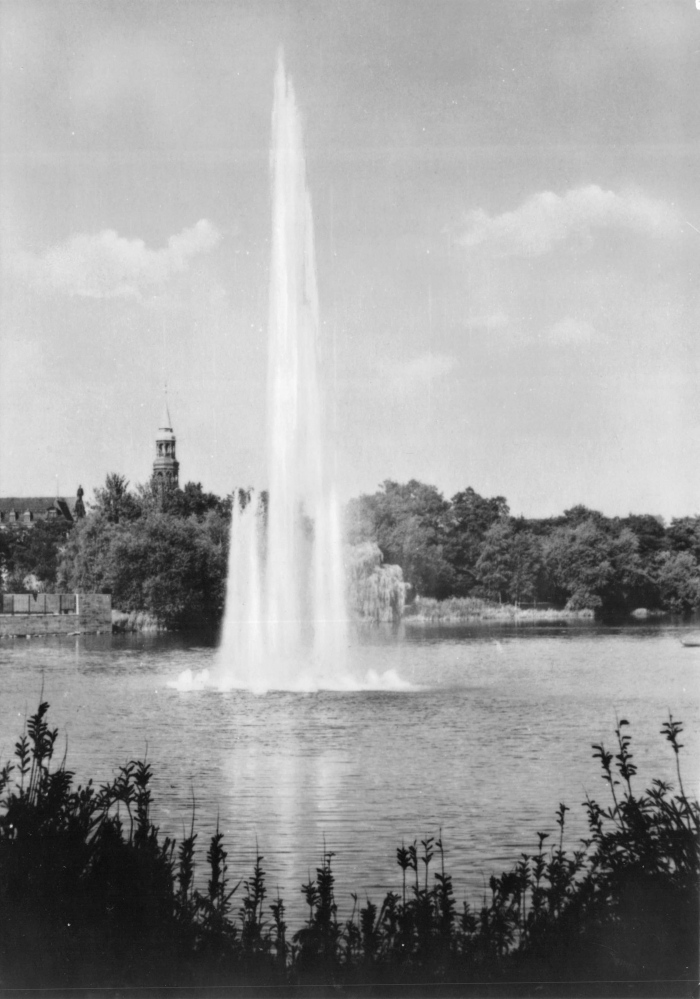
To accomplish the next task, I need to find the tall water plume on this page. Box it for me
[219,55,348,691]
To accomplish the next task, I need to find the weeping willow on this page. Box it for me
[346,542,406,623]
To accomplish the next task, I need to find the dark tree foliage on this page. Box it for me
[561,504,607,528]
[60,511,228,629]
[445,487,510,596]
[666,516,700,561]
[618,513,668,559]
[0,704,696,989]
[28,471,700,622]
[346,480,455,599]
[0,519,73,592]
[655,551,700,614]
[94,473,142,524]
[351,480,700,615]
[56,474,230,629]
[475,521,541,605]
[0,530,11,585]
[51,476,269,629]
[162,481,226,519]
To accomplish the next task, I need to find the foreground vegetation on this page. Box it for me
[0,702,697,993]
[2,474,700,626]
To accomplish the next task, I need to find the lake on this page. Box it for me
[0,618,698,925]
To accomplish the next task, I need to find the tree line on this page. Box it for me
[347,480,700,615]
[1,475,699,625]
[0,475,231,629]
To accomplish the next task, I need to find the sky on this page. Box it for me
[1,0,698,520]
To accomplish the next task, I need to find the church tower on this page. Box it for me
[153,397,179,496]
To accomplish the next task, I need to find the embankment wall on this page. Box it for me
[0,594,112,637]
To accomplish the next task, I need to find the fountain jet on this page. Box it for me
[219,55,348,691]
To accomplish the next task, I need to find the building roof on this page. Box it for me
[159,398,173,432]
[157,398,175,442]
[0,497,76,522]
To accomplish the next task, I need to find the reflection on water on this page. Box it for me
[0,621,698,923]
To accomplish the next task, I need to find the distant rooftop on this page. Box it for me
[0,496,76,524]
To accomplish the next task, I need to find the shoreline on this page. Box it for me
[108,602,672,632]
[403,596,598,624]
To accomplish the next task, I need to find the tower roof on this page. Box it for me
[157,397,175,441]
[159,398,173,432]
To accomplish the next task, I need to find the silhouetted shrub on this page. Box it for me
[0,700,696,992]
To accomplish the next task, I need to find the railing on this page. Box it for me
[1,594,77,615]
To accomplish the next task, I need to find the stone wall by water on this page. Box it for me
[0,593,112,637]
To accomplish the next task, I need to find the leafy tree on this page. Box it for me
[135,479,229,521]
[508,530,543,605]
[666,516,700,561]
[562,505,607,528]
[0,531,12,589]
[604,527,659,611]
[543,520,615,610]
[58,470,700,622]
[60,507,228,628]
[474,521,512,603]
[346,480,454,598]
[474,521,541,604]
[654,551,700,614]
[128,514,227,626]
[200,509,231,549]
[618,513,668,560]
[94,474,142,524]
[174,482,224,519]
[0,519,72,592]
[542,521,654,613]
[345,495,375,547]
[445,487,510,595]
[57,513,119,594]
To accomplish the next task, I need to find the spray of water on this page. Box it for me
[216,55,348,692]
[170,56,415,695]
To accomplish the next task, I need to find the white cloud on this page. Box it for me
[386,353,456,396]
[459,185,680,258]
[14,220,221,299]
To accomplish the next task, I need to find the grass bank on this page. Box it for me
[405,596,596,624]
[0,701,696,993]
[111,609,165,633]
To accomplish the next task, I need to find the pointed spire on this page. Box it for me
[159,382,173,432]
[160,400,173,433]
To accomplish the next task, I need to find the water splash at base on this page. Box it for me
[169,665,417,694]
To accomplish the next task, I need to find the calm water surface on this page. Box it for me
[0,620,698,922]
